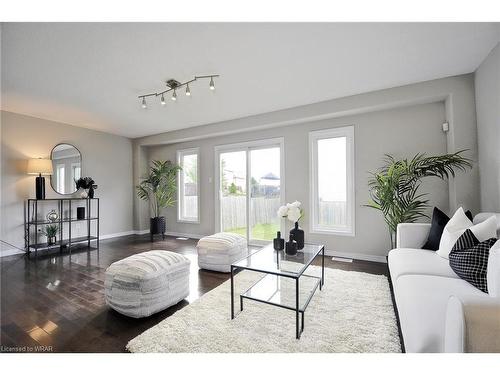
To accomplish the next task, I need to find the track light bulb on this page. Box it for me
[209,77,215,90]
[171,90,177,101]
[160,94,166,106]
[185,84,191,96]
[141,97,147,109]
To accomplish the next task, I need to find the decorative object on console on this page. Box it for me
[273,231,285,251]
[41,224,59,246]
[285,233,297,255]
[138,75,219,109]
[366,151,472,248]
[77,207,85,220]
[277,201,304,249]
[27,158,53,199]
[136,160,181,242]
[46,209,59,223]
[449,229,497,293]
[75,177,97,198]
[422,207,473,250]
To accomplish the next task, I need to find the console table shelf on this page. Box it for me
[24,198,99,256]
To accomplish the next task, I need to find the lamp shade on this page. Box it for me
[27,158,53,175]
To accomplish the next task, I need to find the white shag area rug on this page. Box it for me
[127,267,401,353]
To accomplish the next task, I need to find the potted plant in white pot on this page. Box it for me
[277,201,304,249]
[136,160,181,241]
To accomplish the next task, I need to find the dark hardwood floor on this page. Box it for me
[0,235,388,353]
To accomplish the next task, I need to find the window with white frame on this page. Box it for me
[177,148,200,222]
[56,164,65,194]
[310,126,355,235]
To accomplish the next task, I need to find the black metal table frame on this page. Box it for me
[230,245,325,339]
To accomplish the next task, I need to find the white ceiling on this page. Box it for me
[2,23,499,138]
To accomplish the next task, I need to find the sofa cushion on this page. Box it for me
[474,213,500,238]
[393,274,486,352]
[449,229,496,293]
[388,248,459,281]
[437,209,496,259]
[422,207,451,250]
[422,207,473,251]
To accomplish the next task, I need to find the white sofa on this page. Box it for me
[388,213,500,353]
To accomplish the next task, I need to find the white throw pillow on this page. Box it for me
[487,239,500,298]
[437,207,472,259]
[437,208,497,259]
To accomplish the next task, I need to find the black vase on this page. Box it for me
[290,222,304,250]
[285,234,298,256]
[150,216,166,241]
[77,207,85,220]
[88,186,94,199]
[273,231,285,251]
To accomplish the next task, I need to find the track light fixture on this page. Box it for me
[138,74,219,109]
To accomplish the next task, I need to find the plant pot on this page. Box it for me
[289,222,304,250]
[150,216,166,235]
[47,236,57,246]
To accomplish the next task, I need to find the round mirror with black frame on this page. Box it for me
[50,143,82,195]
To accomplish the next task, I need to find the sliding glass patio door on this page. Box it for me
[216,139,284,246]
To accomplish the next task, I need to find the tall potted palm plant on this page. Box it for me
[136,160,182,241]
[366,151,472,249]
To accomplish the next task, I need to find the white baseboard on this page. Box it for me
[326,250,387,264]
[165,231,204,240]
[130,229,203,240]
[99,230,136,240]
[0,248,25,257]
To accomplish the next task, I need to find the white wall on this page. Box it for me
[0,111,134,249]
[133,74,479,261]
[475,42,500,212]
[145,102,449,261]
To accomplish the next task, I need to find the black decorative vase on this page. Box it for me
[290,222,304,250]
[77,207,85,220]
[88,186,95,199]
[285,234,298,256]
[273,231,285,251]
[150,216,166,241]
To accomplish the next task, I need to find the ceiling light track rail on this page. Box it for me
[138,74,219,108]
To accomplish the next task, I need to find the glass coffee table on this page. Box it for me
[230,243,325,339]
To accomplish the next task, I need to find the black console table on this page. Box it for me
[24,198,99,256]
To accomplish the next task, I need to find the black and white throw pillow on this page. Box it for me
[422,207,474,251]
[449,229,496,293]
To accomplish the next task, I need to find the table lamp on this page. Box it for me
[27,158,53,199]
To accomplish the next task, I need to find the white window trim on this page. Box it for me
[214,137,285,246]
[177,147,201,224]
[309,125,355,236]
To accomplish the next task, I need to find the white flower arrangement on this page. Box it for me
[277,201,303,223]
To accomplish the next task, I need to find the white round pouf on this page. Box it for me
[105,250,190,318]
[196,232,248,273]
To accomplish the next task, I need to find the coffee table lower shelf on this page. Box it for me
[234,273,322,339]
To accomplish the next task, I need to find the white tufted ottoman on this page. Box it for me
[196,232,248,272]
[104,250,190,318]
